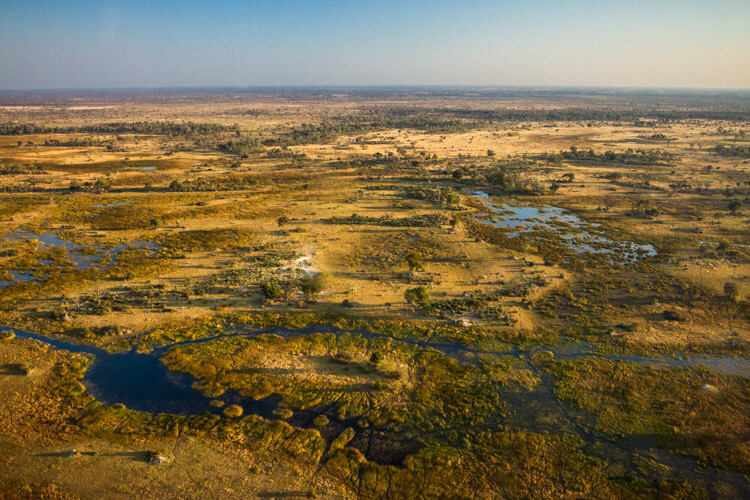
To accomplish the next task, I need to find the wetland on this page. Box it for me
[0,87,748,499]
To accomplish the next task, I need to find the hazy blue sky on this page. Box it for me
[1,0,749,90]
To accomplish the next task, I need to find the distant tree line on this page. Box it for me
[42,137,107,147]
[712,144,750,158]
[401,186,460,207]
[0,162,44,175]
[0,121,239,137]
[326,213,448,227]
[262,109,485,147]
[447,157,550,195]
[539,147,674,166]
[483,166,545,194]
[216,136,264,157]
[440,107,750,123]
[166,176,259,192]
[258,106,750,148]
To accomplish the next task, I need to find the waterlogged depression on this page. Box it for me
[471,191,657,263]
[0,228,160,288]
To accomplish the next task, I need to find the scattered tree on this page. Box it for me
[729,200,742,215]
[301,273,330,299]
[724,282,740,301]
[405,286,430,306]
[405,251,424,271]
[262,282,284,300]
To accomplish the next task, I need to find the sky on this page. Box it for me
[1,0,749,90]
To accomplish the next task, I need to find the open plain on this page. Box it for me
[0,87,748,499]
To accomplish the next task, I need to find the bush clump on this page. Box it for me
[369,351,385,364]
[223,404,243,418]
[313,415,329,427]
[327,213,447,227]
[262,281,284,299]
[662,310,685,322]
[273,408,293,420]
[405,251,424,271]
[301,273,330,299]
[405,286,430,307]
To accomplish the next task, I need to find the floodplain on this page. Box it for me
[0,87,748,499]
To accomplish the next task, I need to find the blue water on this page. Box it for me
[5,324,746,419]
[1,326,281,416]
[93,200,134,208]
[0,229,160,288]
[3,324,747,468]
[471,191,657,263]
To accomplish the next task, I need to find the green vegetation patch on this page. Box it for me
[540,357,750,473]
[327,213,448,227]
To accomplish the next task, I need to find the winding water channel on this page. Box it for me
[3,322,749,471]
[4,323,747,418]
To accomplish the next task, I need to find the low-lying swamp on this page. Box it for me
[4,318,748,493]
[470,191,657,264]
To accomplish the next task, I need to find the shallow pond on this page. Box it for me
[93,200,134,208]
[0,229,160,288]
[119,166,157,171]
[471,191,656,263]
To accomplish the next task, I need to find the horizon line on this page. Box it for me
[1,84,749,94]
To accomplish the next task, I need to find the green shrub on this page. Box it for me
[273,408,293,419]
[313,415,329,427]
[369,351,385,364]
[405,286,430,306]
[262,281,284,299]
[223,405,243,418]
[301,273,330,299]
[405,251,423,271]
[724,282,740,301]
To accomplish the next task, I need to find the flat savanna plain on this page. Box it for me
[0,88,748,499]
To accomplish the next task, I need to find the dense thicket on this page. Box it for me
[440,107,750,123]
[327,213,448,227]
[0,121,238,137]
[539,147,675,165]
[712,144,750,158]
